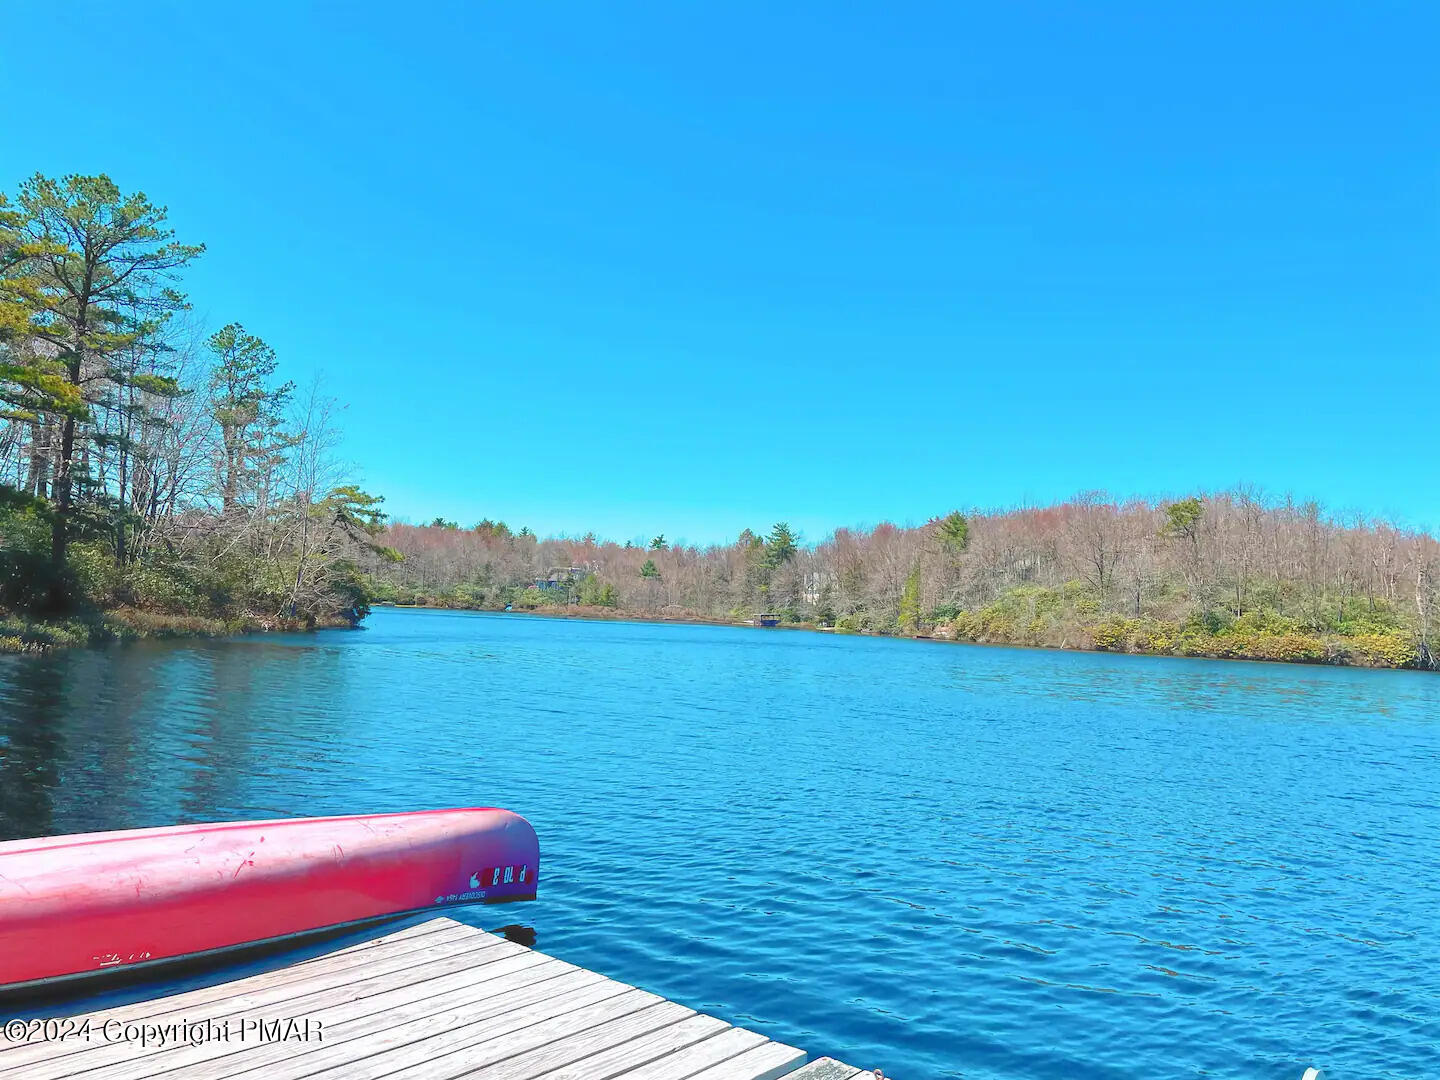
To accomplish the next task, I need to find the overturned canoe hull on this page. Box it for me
[0,808,538,990]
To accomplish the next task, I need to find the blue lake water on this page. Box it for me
[1,606,1437,1079]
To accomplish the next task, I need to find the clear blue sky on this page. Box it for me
[3,2,1436,545]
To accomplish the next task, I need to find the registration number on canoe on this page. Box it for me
[435,864,529,904]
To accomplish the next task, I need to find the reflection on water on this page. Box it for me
[0,656,68,839]
[1,609,1438,1080]
[0,639,355,837]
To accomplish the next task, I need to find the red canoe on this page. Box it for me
[0,808,539,991]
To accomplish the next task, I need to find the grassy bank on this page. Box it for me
[940,612,1418,668]
[5,592,1423,670]
[381,600,746,628]
[0,606,355,654]
[375,594,1427,671]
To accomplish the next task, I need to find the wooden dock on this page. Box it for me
[0,915,873,1080]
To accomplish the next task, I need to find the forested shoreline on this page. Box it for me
[2,173,1437,670]
[367,493,1439,671]
[0,173,387,651]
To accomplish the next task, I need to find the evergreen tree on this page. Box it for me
[1162,496,1208,618]
[816,583,837,627]
[935,511,969,554]
[207,323,293,512]
[473,518,511,539]
[0,194,29,340]
[578,573,617,607]
[1162,497,1204,542]
[766,521,798,565]
[1,174,203,608]
[329,486,389,534]
[898,565,923,633]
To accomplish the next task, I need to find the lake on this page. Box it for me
[1,606,1437,1079]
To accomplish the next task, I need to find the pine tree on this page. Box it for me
[766,522,798,566]
[935,511,969,554]
[1,174,203,609]
[898,565,923,634]
[207,323,293,512]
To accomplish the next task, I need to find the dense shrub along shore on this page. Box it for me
[0,607,356,654]
[366,595,1424,670]
[361,496,1438,672]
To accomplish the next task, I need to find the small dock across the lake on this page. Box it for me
[0,914,873,1080]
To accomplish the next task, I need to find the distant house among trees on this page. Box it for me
[532,566,590,591]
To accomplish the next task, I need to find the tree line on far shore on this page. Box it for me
[0,173,387,648]
[3,173,1436,671]
[367,493,1439,670]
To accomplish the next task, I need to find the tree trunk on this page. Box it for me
[27,416,49,498]
[1419,565,1434,670]
[47,268,92,612]
[47,414,76,611]
[115,433,129,568]
[220,423,246,514]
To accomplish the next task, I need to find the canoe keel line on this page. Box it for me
[0,807,539,991]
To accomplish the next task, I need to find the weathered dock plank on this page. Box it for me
[453,999,699,1080]
[37,952,581,1080]
[1,915,472,1052]
[4,932,524,1080]
[1,916,873,1080]
[606,1027,768,1080]
[780,1060,864,1080]
[683,1040,809,1080]
[525,1014,732,1080]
